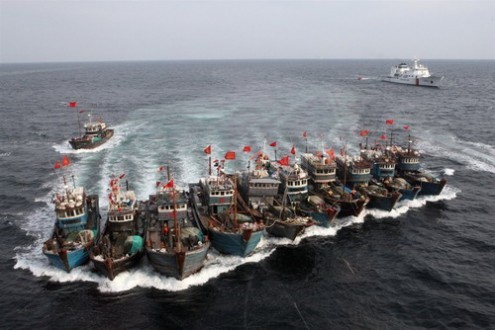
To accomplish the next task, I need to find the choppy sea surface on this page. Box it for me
[1,59,494,328]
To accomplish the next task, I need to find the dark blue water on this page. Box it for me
[1,60,495,328]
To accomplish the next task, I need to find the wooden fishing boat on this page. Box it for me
[145,173,210,280]
[42,156,101,272]
[190,173,264,257]
[67,102,114,150]
[90,176,145,280]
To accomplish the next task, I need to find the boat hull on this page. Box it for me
[333,199,367,218]
[381,75,443,87]
[91,250,144,281]
[43,245,91,272]
[69,129,114,150]
[265,220,307,240]
[402,174,447,196]
[42,194,100,272]
[417,179,447,196]
[209,228,262,257]
[398,186,422,201]
[366,191,402,211]
[298,202,340,228]
[146,242,210,280]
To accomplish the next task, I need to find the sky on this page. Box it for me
[0,0,494,63]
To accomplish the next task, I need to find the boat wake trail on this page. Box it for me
[420,135,495,174]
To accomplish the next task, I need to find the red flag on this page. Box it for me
[380,134,387,140]
[164,179,174,188]
[54,162,61,169]
[243,146,251,153]
[225,151,236,160]
[119,173,126,179]
[303,131,308,138]
[359,130,369,137]
[290,145,296,155]
[278,155,289,166]
[269,141,277,147]
[403,125,410,130]
[158,166,165,172]
[69,101,77,108]
[61,155,70,167]
[203,145,211,154]
[386,119,394,125]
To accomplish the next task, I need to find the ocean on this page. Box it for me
[1,59,494,328]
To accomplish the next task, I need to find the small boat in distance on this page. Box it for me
[67,101,114,150]
[381,59,443,87]
[42,156,101,272]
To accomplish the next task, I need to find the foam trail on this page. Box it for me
[420,135,495,174]
[15,97,461,292]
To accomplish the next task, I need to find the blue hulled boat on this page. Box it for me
[393,133,447,196]
[190,173,264,257]
[356,147,402,210]
[145,176,210,280]
[43,157,101,272]
[298,194,340,227]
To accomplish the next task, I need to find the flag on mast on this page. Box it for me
[290,145,296,155]
[203,145,211,154]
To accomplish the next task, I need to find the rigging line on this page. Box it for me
[341,257,356,275]
[293,302,309,330]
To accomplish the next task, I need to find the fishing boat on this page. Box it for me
[312,150,370,218]
[262,178,314,240]
[237,155,281,212]
[381,59,443,87]
[299,152,341,225]
[355,147,402,210]
[317,182,368,218]
[298,193,340,227]
[270,159,309,204]
[361,146,421,201]
[335,153,373,188]
[90,176,146,280]
[42,156,101,272]
[236,154,313,240]
[145,173,210,280]
[190,173,264,257]
[392,132,447,196]
[69,112,114,150]
[300,152,337,189]
[264,206,313,240]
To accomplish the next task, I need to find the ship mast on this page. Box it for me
[233,175,238,228]
[168,166,181,251]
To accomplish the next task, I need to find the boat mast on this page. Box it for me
[233,175,238,228]
[407,131,412,154]
[168,166,181,251]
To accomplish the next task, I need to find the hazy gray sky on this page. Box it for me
[1,0,494,63]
